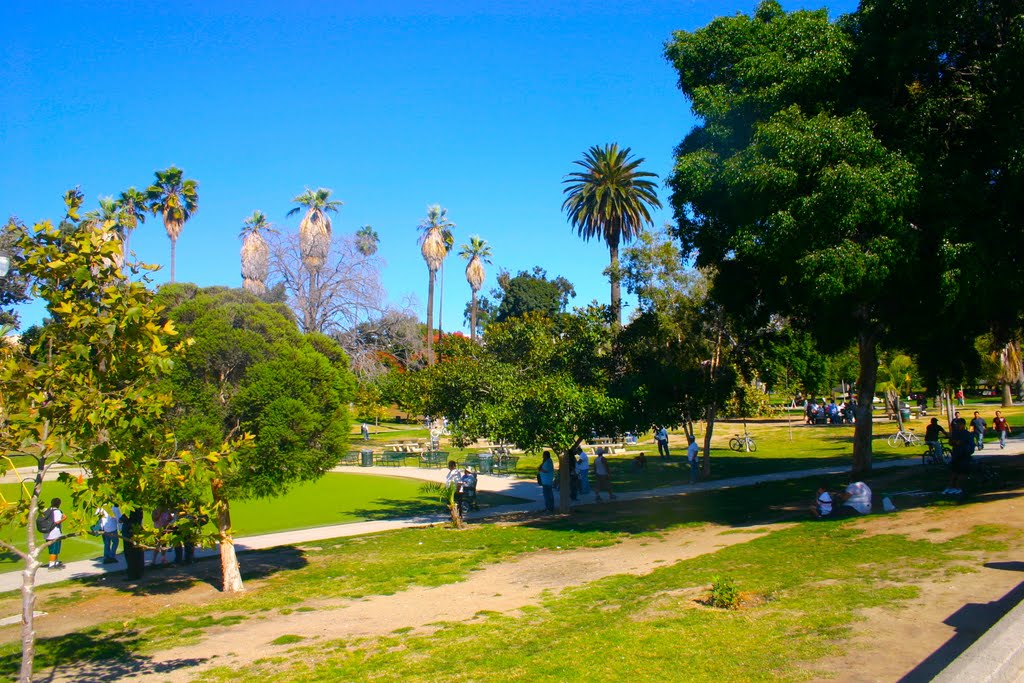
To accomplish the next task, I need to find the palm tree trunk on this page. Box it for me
[1002,383,1014,407]
[470,290,478,342]
[170,236,177,283]
[426,270,436,365]
[609,244,621,330]
[438,262,445,362]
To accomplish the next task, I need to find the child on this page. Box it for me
[812,485,832,518]
[45,498,67,570]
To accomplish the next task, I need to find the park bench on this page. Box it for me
[377,451,408,467]
[492,454,520,476]
[419,451,448,468]
[340,451,361,466]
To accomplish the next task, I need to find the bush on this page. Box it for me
[708,576,741,609]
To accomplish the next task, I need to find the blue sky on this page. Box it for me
[2,0,857,333]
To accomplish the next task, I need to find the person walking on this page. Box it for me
[538,451,555,513]
[43,498,67,570]
[993,410,1011,449]
[970,411,987,451]
[655,426,670,459]
[361,423,370,441]
[97,504,121,564]
[576,446,590,496]
[686,435,700,484]
[594,448,616,502]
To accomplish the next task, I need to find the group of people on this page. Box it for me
[925,409,1011,496]
[804,398,855,425]
[813,481,873,518]
[536,447,616,512]
[445,461,479,515]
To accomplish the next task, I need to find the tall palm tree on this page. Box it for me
[418,204,454,365]
[115,187,148,255]
[146,166,199,283]
[355,225,380,256]
[459,236,492,341]
[239,210,275,295]
[562,143,661,329]
[83,196,125,269]
[287,188,342,274]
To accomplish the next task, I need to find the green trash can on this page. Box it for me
[899,407,911,422]
[360,449,374,467]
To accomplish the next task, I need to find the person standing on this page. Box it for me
[956,388,965,406]
[576,447,590,496]
[361,423,370,441]
[655,426,670,459]
[44,498,67,570]
[538,451,555,513]
[445,460,464,515]
[970,411,987,451]
[97,504,121,564]
[594,448,616,502]
[686,435,700,484]
[993,410,1011,449]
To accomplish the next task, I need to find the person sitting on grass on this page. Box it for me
[811,484,833,518]
[831,481,872,517]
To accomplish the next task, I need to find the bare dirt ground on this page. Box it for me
[7,484,1024,683]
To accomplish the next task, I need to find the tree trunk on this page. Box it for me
[170,236,177,284]
[852,329,880,474]
[470,290,478,342]
[609,244,621,331]
[212,480,244,593]
[426,270,436,365]
[438,262,445,358]
[1002,382,1013,408]
[889,390,904,432]
[18,456,48,683]
[558,439,584,514]
[702,404,716,477]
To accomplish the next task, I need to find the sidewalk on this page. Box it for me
[0,453,955,594]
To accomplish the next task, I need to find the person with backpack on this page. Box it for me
[37,498,67,570]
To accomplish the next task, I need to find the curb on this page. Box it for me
[932,589,1024,683]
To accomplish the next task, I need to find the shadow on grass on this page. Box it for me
[345,493,528,522]
[0,628,207,682]
[898,579,1024,682]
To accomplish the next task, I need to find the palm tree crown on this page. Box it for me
[146,166,199,283]
[287,188,342,274]
[240,210,275,295]
[115,187,147,254]
[562,143,660,328]
[355,225,380,256]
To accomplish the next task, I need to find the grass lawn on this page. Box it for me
[2,458,1019,681]
[0,474,525,569]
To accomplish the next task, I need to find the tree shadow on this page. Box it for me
[897,579,1024,682]
[0,628,207,682]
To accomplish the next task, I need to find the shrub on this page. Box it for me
[708,576,741,609]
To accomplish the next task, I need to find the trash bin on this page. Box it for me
[360,449,374,467]
[478,454,493,475]
[899,408,911,422]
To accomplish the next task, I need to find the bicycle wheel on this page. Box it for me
[907,433,920,446]
[747,438,757,452]
[887,434,899,447]
[729,437,742,452]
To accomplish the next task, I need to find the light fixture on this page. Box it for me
[0,254,9,277]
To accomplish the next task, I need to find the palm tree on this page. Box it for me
[996,340,1022,407]
[562,143,661,329]
[239,211,275,295]
[83,196,125,269]
[287,188,342,274]
[355,225,380,256]
[459,236,492,341]
[418,204,454,365]
[146,166,199,283]
[115,187,148,255]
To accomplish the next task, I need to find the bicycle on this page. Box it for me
[729,433,757,452]
[922,440,950,466]
[887,428,920,447]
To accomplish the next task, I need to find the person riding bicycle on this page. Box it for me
[924,418,948,461]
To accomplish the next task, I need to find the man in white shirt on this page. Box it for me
[686,435,700,483]
[835,481,872,516]
[45,498,67,570]
[576,447,590,495]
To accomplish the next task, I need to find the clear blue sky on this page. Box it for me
[2,0,857,333]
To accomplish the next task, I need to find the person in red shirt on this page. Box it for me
[993,410,1012,449]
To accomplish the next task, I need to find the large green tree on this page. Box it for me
[562,143,661,330]
[493,267,575,323]
[156,285,355,591]
[146,166,198,283]
[666,2,919,472]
